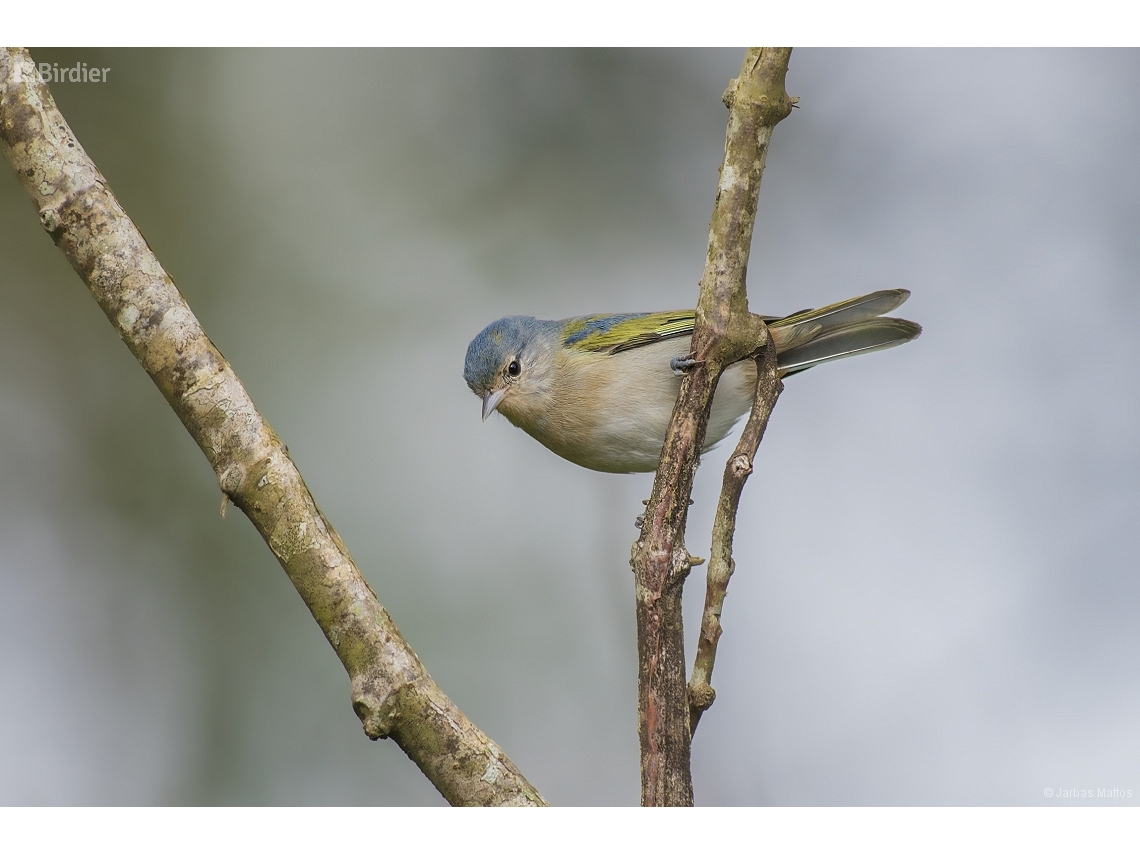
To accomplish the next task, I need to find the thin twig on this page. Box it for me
[630,47,794,807]
[0,47,545,807]
[689,342,783,734]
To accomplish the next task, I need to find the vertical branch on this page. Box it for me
[0,47,545,807]
[631,47,794,806]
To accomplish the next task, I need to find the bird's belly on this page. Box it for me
[530,339,757,473]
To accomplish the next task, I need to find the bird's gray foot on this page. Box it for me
[670,356,699,375]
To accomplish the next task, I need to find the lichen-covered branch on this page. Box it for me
[0,47,545,807]
[688,343,782,734]
[630,47,794,806]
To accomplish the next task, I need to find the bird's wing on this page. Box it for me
[564,310,798,355]
[563,310,802,355]
[562,311,697,354]
[562,289,913,359]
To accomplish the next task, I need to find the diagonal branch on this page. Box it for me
[0,47,545,807]
[630,47,794,806]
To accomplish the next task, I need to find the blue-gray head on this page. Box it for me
[464,315,562,421]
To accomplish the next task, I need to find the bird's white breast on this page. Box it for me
[524,338,757,473]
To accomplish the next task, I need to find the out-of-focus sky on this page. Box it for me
[1,48,1137,806]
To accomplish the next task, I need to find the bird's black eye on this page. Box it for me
[507,359,521,377]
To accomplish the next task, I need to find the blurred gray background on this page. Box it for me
[1,48,1137,806]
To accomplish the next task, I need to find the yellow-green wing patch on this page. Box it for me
[562,311,696,354]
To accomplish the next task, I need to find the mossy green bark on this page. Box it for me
[0,47,545,807]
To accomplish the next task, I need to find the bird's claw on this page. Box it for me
[670,356,699,375]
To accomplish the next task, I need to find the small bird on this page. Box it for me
[464,289,921,473]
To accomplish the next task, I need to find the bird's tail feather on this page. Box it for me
[768,289,921,375]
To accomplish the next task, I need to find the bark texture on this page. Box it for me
[631,47,794,806]
[0,47,545,807]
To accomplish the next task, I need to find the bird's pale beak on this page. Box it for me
[482,388,507,421]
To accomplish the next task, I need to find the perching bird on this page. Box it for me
[464,289,921,473]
